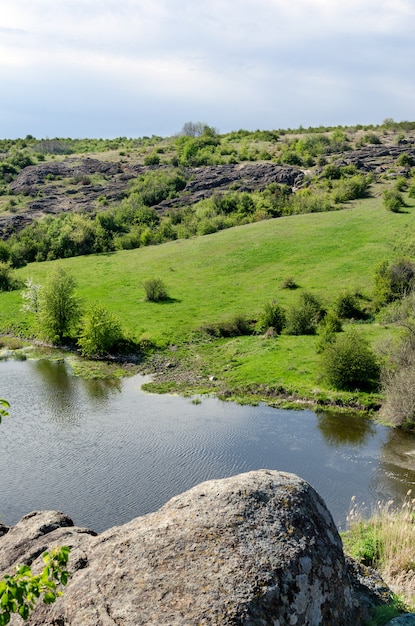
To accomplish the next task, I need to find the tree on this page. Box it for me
[181,121,209,137]
[321,328,379,391]
[37,268,81,343]
[77,304,124,357]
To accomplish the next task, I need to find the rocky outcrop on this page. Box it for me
[0,470,394,625]
[1,162,303,237]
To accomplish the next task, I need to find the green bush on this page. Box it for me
[201,314,252,338]
[37,268,81,342]
[373,258,415,309]
[77,304,124,357]
[285,292,325,335]
[143,153,160,166]
[334,291,366,320]
[383,188,406,213]
[0,262,20,291]
[396,153,414,167]
[315,309,342,353]
[256,301,286,334]
[143,278,168,302]
[321,328,379,391]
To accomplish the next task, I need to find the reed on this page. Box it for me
[343,491,415,609]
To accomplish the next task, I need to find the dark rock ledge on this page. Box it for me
[0,470,402,625]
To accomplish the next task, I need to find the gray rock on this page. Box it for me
[0,470,392,625]
[386,615,415,625]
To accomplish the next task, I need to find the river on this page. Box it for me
[1,357,415,533]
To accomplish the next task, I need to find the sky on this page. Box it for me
[1,0,414,139]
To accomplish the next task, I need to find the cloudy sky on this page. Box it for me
[1,0,414,139]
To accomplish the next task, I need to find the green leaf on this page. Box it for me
[43,592,56,604]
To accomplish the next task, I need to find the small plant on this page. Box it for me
[0,546,71,624]
[0,398,10,423]
[281,276,298,290]
[143,278,168,302]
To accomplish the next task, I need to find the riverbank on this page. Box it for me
[0,333,385,419]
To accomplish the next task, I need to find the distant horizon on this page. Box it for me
[3,117,414,142]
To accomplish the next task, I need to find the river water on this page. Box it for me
[1,357,415,533]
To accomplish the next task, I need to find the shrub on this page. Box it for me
[285,292,325,335]
[322,164,341,180]
[383,188,406,213]
[321,328,379,391]
[343,494,415,610]
[397,153,414,167]
[373,258,415,309]
[0,262,19,291]
[201,314,252,338]
[334,291,366,320]
[316,309,342,353]
[143,153,160,166]
[143,278,168,302]
[77,304,124,357]
[408,179,415,199]
[380,330,415,428]
[256,301,286,334]
[281,276,298,290]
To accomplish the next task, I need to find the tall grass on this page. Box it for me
[342,492,415,609]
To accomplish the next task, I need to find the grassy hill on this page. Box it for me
[1,187,414,412]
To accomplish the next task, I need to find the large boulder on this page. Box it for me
[0,470,390,625]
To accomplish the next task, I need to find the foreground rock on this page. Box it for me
[0,470,393,625]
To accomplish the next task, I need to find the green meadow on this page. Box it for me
[1,192,414,409]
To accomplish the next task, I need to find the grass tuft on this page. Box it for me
[342,492,415,611]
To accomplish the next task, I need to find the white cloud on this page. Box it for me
[0,0,414,137]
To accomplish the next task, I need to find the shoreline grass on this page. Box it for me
[342,493,415,617]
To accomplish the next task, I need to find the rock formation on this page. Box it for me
[0,470,393,625]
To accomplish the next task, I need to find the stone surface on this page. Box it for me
[0,470,393,625]
[0,161,303,237]
[386,616,415,625]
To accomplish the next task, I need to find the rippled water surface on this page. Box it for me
[1,358,415,532]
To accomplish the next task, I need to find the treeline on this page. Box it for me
[0,167,372,267]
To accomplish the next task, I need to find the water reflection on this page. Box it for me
[316,410,375,446]
[1,357,414,533]
[32,359,122,424]
[376,428,415,504]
